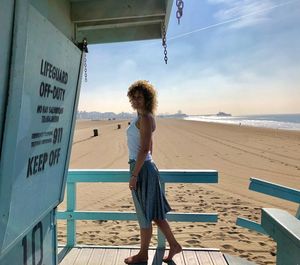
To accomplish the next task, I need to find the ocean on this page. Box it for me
[184,113,300,131]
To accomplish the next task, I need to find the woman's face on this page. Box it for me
[130,91,145,111]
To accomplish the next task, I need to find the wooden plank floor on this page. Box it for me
[58,246,229,265]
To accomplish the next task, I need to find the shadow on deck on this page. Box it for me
[58,246,255,265]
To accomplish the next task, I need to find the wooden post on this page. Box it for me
[66,182,76,247]
[158,182,166,248]
[93,129,98,136]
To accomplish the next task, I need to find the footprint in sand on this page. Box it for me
[220,226,229,231]
[228,231,239,235]
[239,234,249,240]
[189,233,202,238]
[130,237,139,242]
[239,239,251,244]
[259,242,267,246]
[222,244,234,250]
[241,206,249,210]
[253,255,267,260]
[202,231,212,236]
[109,232,119,235]
[206,223,215,227]
[186,239,200,244]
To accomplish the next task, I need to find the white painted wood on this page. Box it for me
[172,251,186,265]
[262,208,300,265]
[74,248,93,264]
[223,253,256,265]
[71,0,165,22]
[60,248,81,265]
[114,248,130,265]
[58,247,240,265]
[183,250,199,265]
[209,251,228,265]
[86,248,105,265]
[100,248,117,265]
[196,250,214,265]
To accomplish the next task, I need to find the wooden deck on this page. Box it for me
[58,246,231,265]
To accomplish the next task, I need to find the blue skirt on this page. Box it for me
[129,159,171,228]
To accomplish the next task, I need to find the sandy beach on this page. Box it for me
[57,118,300,265]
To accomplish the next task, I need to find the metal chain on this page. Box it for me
[82,38,88,82]
[84,53,88,82]
[176,0,184,24]
[162,23,168,64]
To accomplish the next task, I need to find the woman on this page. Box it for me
[125,80,182,264]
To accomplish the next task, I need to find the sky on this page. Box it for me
[78,0,300,116]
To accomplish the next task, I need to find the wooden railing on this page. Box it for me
[57,169,219,248]
[236,177,300,265]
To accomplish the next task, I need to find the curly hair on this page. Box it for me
[127,80,158,114]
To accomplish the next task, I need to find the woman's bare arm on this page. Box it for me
[132,114,152,177]
[129,114,153,189]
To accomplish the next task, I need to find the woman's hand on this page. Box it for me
[129,175,138,190]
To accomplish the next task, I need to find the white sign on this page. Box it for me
[0,5,82,255]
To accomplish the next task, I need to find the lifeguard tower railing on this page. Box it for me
[57,169,219,248]
[236,177,300,264]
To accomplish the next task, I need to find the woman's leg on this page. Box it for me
[124,225,152,264]
[154,219,182,261]
[140,226,153,257]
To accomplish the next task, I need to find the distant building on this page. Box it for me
[77,111,136,120]
[216,112,231,117]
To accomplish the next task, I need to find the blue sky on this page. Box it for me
[78,0,300,115]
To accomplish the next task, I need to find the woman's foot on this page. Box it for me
[124,253,148,264]
[162,243,182,262]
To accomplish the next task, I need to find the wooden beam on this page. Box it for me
[76,16,163,31]
[261,208,300,265]
[71,0,165,23]
[57,211,218,222]
[75,23,161,44]
[236,217,268,235]
[249,177,300,204]
[67,169,218,183]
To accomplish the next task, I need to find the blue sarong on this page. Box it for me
[129,159,171,228]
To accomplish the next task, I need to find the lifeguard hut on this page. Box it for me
[0,1,176,264]
[1,1,299,265]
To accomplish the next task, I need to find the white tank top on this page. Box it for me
[127,116,152,161]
